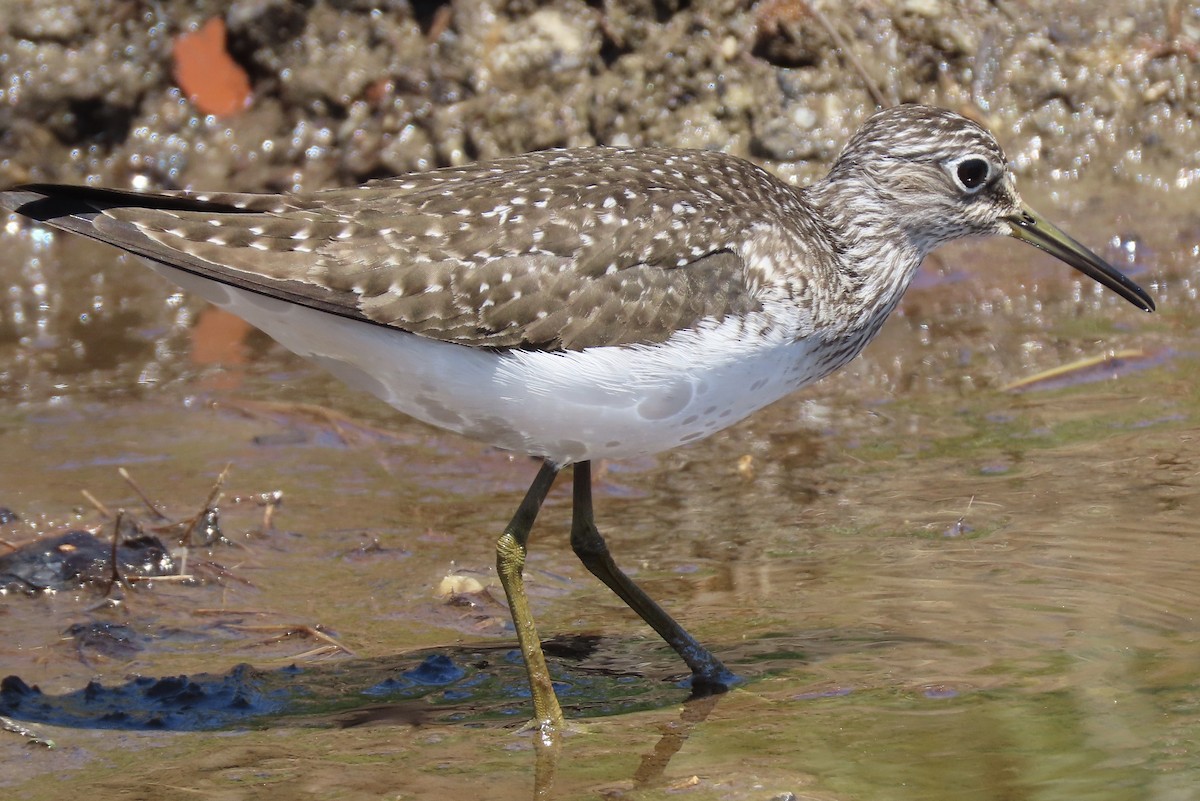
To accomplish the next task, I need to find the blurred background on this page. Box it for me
[1,2,1198,800]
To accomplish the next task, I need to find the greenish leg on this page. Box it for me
[569,461,736,692]
[496,460,565,733]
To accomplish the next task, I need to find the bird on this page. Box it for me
[0,104,1154,737]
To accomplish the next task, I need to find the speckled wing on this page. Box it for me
[0,148,777,350]
[0,184,374,323]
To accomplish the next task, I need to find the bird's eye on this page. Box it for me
[954,157,991,191]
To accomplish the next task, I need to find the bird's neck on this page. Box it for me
[807,176,928,332]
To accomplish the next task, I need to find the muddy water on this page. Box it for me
[0,183,1197,800]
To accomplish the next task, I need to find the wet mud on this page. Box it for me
[1,1,1199,799]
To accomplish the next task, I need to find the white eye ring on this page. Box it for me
[950,156,992,193]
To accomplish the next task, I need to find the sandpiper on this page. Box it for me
[0,105,1154,736]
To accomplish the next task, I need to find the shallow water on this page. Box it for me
[0,183,1197,800]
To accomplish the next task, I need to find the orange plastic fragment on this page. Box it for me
[172,17,252,117]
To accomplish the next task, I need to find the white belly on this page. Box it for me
[151,263,839,464]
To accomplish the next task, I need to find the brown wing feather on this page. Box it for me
[0,148,783,351]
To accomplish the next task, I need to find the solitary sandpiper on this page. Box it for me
[0,105,1154,736]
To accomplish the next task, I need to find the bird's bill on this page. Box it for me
[1005,205,1155,312]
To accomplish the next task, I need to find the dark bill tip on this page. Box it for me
[1006,206,1155,313]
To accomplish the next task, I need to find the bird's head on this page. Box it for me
[824,104,1154,312]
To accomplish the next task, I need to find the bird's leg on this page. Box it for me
[496,459,564,735]
[569,461,736,693]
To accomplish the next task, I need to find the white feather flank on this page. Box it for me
[150,261,845,464]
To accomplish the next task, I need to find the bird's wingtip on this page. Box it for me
[0,185,108,224]
[0,186,55,215]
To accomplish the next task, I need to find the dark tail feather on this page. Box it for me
[0,184,253,225]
